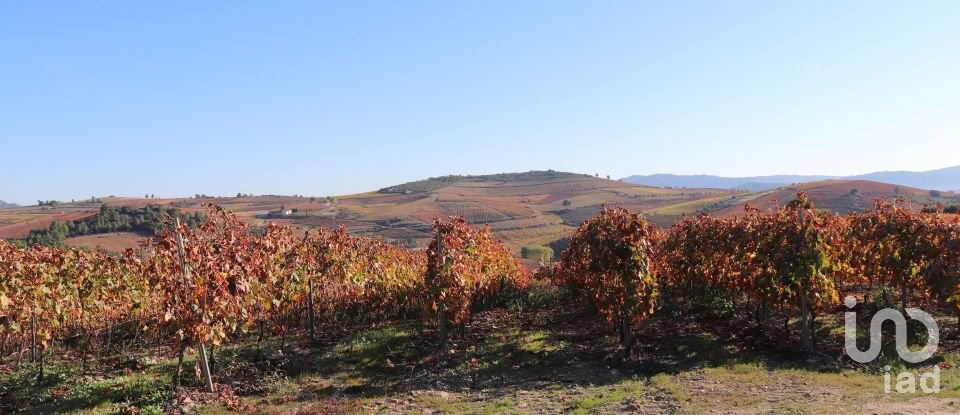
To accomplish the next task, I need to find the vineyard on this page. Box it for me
[435,201,510,224]
[2,194,960,413]
[551,193,960,355]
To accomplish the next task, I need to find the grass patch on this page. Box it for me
[569,381,645,414]
[0,363,171,415]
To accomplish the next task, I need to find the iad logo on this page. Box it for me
[843,296,941,393]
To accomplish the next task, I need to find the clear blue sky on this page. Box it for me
[2,1,958,204]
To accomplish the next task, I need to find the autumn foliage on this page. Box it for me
[426,217,527,344]
[3,194,960,378]
[552,205,658,353]
[552,192,960,352]
[657,192,840,350]
[145,206,255,348]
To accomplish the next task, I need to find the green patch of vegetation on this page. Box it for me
[379,170,592,194]
[0,363,171,415]
[406,392,526,415]
[18,204,204,246]
[519,245,553,262]
[492,280,572,316]
[8,305,960,415]
[570,381,644,414]
[468,327,571,378]
[274,325,417,398]
[659,282,734,321]
[668,333,749,368]
[650,373,689,403]
[335,207,361,220]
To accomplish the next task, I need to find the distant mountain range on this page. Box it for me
[624,165,960,192]
[0,200,17,209]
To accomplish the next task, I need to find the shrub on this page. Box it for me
[520,245,554,262]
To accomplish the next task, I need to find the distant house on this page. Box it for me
[255,209,293,219]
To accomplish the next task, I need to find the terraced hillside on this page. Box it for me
[0,172,736,255]
[313,171,737,252]
[8,174,956,257]
[0,195,326,251]
[712,180,958,217]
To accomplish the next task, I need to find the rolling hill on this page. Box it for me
[623,165,960,192]
[319,171,736,251]
[711,179,956,217]
[2,172,955,257]
[0,171,736,254]
[853,165,960,191]
[620,174,832,191]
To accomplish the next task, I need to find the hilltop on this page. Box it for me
[315,170,735,252]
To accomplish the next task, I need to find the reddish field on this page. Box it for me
[408,204,451,224]
[338,192,430,206]
[538,191,581,204]
[100,197,178,208]
[63,232,147,252]
[714,180,939,217]
[0,210,97,238]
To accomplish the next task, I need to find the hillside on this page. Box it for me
[314,171,735,251]
[852,165,960,191]
[624,165,960,192]
[711,179,955,217]
[0,171,736,254]
[5,173,952,256]
[621,174,832,191]
[0,196,313,251]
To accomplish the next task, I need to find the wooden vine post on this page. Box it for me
[174,218,215,392]
[435,230,448,352]
[307,273,315,342]
[30,306,36,363]
[797,207,813,353]
[304,232,316,342]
